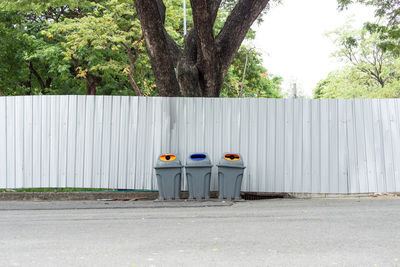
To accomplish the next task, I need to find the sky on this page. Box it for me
[253,0,377,97]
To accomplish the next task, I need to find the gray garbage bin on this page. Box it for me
[154,154,182,201]
[217,153,246,200]
[185,153,212,200]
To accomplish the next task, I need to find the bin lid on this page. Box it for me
[154,154,182,169]
[217,153,245,168]
[185,153,213,167]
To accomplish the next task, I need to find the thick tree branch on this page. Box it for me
[191,0,216,57]
[155,0,166,22]
[27,60,47,94]
[134,0,181,96]
[216,0,270,72]
[208,0,223,25]
[45,77,52,88]
[165,33,182,67]
[155,0,182,66]
[182,29,198,63]
[177,29,201,96]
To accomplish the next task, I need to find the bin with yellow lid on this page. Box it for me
[217,153,245,201]
[154,153,182,201]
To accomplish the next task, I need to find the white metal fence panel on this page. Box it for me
[1,96,400,193]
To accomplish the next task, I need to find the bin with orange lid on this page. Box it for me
[217,153,246,201]
[154,154,182,201]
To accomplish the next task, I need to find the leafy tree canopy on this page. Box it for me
[315,22,400,98]
[338,0,400,54]
[0,0,282,97]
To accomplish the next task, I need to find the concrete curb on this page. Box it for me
[288,192,400,199]
[1,191,398,201]
[0,200,235,210]
[0,191,218,201]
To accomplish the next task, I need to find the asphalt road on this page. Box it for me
[0,198,399,267]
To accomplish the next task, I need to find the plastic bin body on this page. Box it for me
[217,153,246,200]
[154,154,182,201]
[185,153,212,200]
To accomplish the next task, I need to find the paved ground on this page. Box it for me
[0,198,399,267]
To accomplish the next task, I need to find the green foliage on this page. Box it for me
[1,0,155,96]
[0,0,282,97]
[220,0,282,25]
[0,0,92,13]
[314,65,400,98]
[338,0,400,24]
[337,0,400,54]
[164,0,193,46]
[328,22,397,81]
[328,1,400,98]
[221,46,282,98]
[0,12,28,95]
[315,23,400,99]
[43,0,155,95]
[315,67,376,99]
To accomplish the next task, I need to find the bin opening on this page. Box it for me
[190,154,207,161]
[160,154,176,162]
[224,154,240,161]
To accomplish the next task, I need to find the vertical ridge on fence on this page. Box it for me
[388,99,400,191]
[274,99,285,192]
[363,99,376,193]
[380,100,394,192]
[302,99,312,193]
[0,96,6,188]
[393,100,400,190]
[1,96,400,193]
[292,99,302,193]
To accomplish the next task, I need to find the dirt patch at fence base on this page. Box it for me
[0,192,159,201]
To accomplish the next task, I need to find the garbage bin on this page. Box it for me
[217,153,246,200]
[154,154,182,201]
[185,153,213,200]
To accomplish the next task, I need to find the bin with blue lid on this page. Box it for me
[185,153,213,200]
[217,153,246,201]
[154,153,182,201]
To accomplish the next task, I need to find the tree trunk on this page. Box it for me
[134,0,181,96]
[86,74,100,95]
[134,0,269,97]
[71,57,100,95]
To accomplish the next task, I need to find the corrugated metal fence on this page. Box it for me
[0,96,399,193]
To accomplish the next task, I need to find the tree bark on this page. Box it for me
[27,61,50,95]
[45,77,52,88]
[216,0,270,73]
[134,0,270,97]
[71,57,101,95]
[86,74,100,95]
[134,0,181,96]
[190,0,221,96]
